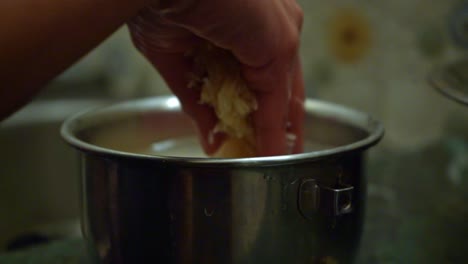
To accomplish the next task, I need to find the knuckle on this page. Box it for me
[297,8,304,31]
[283,31,300,59]
[158,0,199,21]
[293,3,304,31]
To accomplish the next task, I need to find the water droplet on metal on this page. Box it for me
[204,208,215,217]
[290,178,300,185]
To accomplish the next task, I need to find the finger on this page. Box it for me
[245,62,291,156]
[143,51,224,154]
[288,56,305,154]
[254,91,288,156]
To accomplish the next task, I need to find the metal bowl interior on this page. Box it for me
[61,96,384,166]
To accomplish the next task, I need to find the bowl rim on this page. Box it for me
[61,96,384,167]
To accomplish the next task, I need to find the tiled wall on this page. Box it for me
[55,0,468,151]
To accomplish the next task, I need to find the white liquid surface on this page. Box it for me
[148,137,207,157]
[144,136,333,158]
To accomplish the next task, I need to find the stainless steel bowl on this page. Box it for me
[61,96,383,264]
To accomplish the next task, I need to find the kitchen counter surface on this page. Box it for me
[1,138,467,264]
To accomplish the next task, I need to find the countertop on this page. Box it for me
[1,138,467,264]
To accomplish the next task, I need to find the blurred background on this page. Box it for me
[1,0,467,263]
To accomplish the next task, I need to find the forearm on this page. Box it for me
[0,0,149,120]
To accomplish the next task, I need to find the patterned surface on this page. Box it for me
[299,0,468,151]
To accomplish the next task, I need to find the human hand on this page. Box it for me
[128,0,304,156]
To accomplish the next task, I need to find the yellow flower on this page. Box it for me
[327,7,372,64]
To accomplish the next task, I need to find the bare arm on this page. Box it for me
[0,0,149,120]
